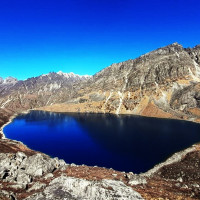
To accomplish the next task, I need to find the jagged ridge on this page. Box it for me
[37,43,200,122]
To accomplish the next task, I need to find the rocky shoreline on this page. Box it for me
[1,111,200,199]
[0,110,31,139]
[0,114,144,200]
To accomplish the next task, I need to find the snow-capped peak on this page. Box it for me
[0,77,3,84]
[57,71,91,79]
[0,76,18,85]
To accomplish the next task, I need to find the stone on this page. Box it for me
[28,182,46,192]
[128,174,147,186]
[16,172,32,184]
[25,175,144,200]
[8,183,27,190]
[44,173,54,180]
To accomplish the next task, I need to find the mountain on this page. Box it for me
[0,72,90,109]
[57,71,91,80]
[38,43,200,122]
[0,72,91,128]
[1,43,200,127]
[0,76,18,85]
[1,43,200,124]
[0,77,3,84]
[1,43,200,199]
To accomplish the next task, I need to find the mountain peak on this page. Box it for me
[163,42,183,50]
[2,76,18,84]
[57,71,91,79]
[57,71,74,76]
[170,42,182,47]
[0,77,3,84]
[194,44,200,48]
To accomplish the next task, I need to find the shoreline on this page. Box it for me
[34,107,200,125]
[0,111,200,200]
[1,108,200,177]
[0,110,31,139]
[0,113,18,139]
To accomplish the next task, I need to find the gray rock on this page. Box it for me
[8,183,27,190]
[25,175,144,200]
[22,154,66,177]
[44,173,54,180]
[28,182,46,192]
[0,152,67,185]
[89,93,106,101]
[16,172,32,184]
[0,190,16,200]
[126,172,147,186]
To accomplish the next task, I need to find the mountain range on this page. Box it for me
[1,42,200,128]
[1,43,200,199]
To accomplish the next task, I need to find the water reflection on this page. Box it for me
[4,111,200,173]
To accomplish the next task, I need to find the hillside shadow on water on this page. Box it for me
[4,111,200,173]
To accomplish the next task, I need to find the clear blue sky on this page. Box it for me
[0,0,200,80]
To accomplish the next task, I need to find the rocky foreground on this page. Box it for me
[0,137,200,199]
[1,43,200,199]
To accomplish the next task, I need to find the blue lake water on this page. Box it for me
[3,110,200,173]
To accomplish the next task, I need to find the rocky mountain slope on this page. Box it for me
[0,72,91,132]
[40,43,200,123]
[1,43,200,199]
[0,71,91,109]
[1,43,200,123]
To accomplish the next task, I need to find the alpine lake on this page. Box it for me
[4,110,200,173]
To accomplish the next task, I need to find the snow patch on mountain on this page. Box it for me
[0,77,18,85]
[57,71,91,80]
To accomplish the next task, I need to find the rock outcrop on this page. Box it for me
[25,176,144,200]
[0,150,145,200]
[1,142,200,199]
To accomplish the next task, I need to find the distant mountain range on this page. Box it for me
[1,42,200,127]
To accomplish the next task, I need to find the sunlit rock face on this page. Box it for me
[186,45,200,65]
[1,43,200,126]
[24,176,144,200]
[35,43,200,122]
[0,150,144,200]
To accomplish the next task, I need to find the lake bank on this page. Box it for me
[1,110,200,199]
[4,110,200,173]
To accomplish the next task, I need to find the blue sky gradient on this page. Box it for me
[0,0,200,80]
